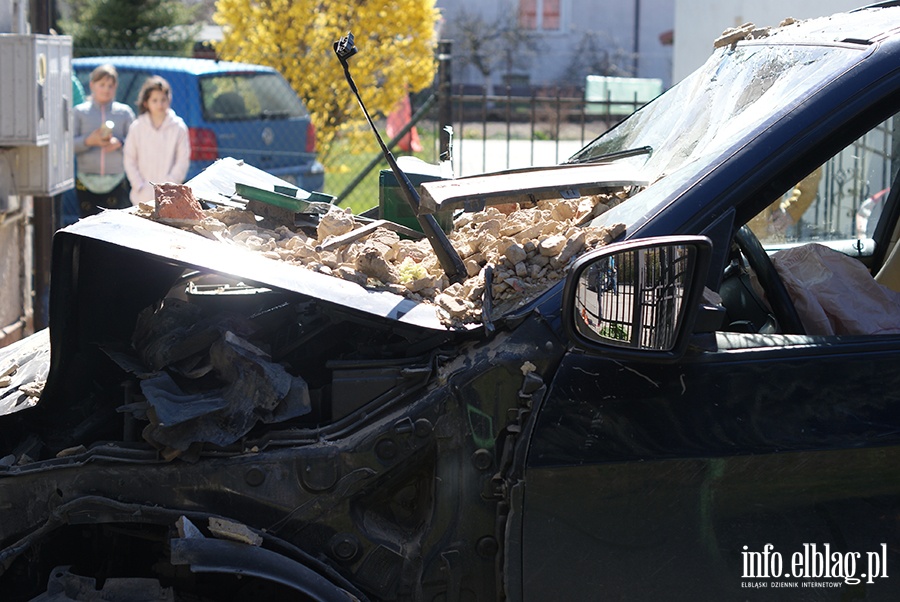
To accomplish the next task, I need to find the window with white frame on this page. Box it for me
[519,0,561,31]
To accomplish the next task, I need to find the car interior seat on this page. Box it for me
[875,233,900,292]
[873,183,900,291]
[211,92,246,118]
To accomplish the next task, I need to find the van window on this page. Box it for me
[200,73,309,121]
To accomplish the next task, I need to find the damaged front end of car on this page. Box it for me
[0,25,651,599]
[0,203,569,601]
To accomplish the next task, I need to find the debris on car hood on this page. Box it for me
[136,169,631,327]
[154,181,206,223]
[0,158,635,450]
[0,158,634,457]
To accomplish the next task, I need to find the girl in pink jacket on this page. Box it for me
[124,76,191,206]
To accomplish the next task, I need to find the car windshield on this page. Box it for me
[201,72,309,121]
[575,39,865,234]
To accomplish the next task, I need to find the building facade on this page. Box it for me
[672,0,867,83]
[436,0,675,91]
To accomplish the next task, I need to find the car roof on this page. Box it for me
[72,55,278,76]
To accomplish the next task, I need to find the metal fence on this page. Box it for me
[446,83,638,174]
[334,82,642,212]
[811,115,898,240]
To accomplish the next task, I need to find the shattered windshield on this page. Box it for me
[576,41,865,232]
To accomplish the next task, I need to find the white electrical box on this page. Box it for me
[11,142,73,196]
[0,34,74,195]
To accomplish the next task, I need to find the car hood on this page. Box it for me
[0,157,639,424]
[58,209,445,330]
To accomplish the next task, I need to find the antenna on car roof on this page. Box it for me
[333,32,466,283]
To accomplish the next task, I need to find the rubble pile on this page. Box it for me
[154,182,205,222]
[138,189,628,326]
[712,17,799,50]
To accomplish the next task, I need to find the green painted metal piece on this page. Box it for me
[235,183,334,214]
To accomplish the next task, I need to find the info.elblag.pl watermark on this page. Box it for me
[741,543,889,588]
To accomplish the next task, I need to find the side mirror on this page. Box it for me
[563,236,712,361]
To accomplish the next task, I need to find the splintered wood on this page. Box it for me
[138,190,627,327]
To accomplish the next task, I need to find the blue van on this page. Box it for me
[65,56,324,222]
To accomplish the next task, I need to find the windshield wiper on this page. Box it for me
[568,145,653,165]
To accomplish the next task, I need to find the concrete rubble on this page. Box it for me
[713,16,798,50]
[136,184,628,327]
[154,182,205,223]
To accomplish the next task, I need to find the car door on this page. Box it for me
[522,335,900,601]
[518,109,900,602]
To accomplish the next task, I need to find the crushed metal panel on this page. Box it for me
[418,163,648,214]
[0,329,50,417]
[186,156,300,206]
[136,330,312,454]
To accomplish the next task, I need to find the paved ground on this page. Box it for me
[432,119,609,178]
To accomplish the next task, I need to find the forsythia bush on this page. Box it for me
[213,0,439,160]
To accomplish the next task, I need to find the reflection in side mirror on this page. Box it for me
[568,236,711,356]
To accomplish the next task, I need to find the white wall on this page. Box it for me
[673,0,865,83]
[638,0,675,86]
[0,0,28,33]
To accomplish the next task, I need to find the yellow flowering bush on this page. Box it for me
[213,0,439,160]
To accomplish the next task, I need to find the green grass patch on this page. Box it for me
[321,158,385,215]
[599,323,630,341]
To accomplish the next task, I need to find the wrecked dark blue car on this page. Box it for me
[3,4,900,601]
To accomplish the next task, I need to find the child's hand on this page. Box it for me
[87,128,114,147]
